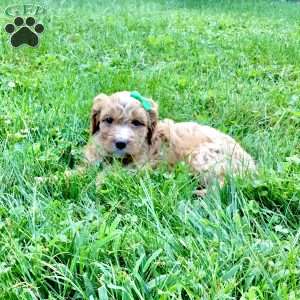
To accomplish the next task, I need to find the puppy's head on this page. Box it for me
[90,91,158,161]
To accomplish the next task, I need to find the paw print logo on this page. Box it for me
[4,16,44,48]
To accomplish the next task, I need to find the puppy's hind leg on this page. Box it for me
[193,175,225,198]
[189,144,227,197]
[193,188,208,198]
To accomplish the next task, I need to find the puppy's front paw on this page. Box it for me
[96,172,106,188]
[95,166,112,189]
[64,165,87,177]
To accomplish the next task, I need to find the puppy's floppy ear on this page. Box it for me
[147,99,159,145]
[91,93,110,135]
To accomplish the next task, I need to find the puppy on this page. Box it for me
[85,91,256,195]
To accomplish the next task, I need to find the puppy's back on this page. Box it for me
[158,119,256,172]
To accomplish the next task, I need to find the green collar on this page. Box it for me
[130,91,152,111]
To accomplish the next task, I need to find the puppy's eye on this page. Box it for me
[132,120,144,127]
[103,117,113,124]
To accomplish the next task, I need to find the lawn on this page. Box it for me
[0,0,300,299]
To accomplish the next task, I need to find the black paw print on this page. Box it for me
[4,16,44,48]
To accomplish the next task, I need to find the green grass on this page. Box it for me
[0,0,300,299]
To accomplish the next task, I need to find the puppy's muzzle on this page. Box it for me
[115,140,127,150]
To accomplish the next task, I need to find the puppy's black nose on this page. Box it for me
[115,141,127,150]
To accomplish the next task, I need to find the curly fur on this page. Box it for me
[85,91,256,194]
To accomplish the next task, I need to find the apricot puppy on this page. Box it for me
[85,91,256,194]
